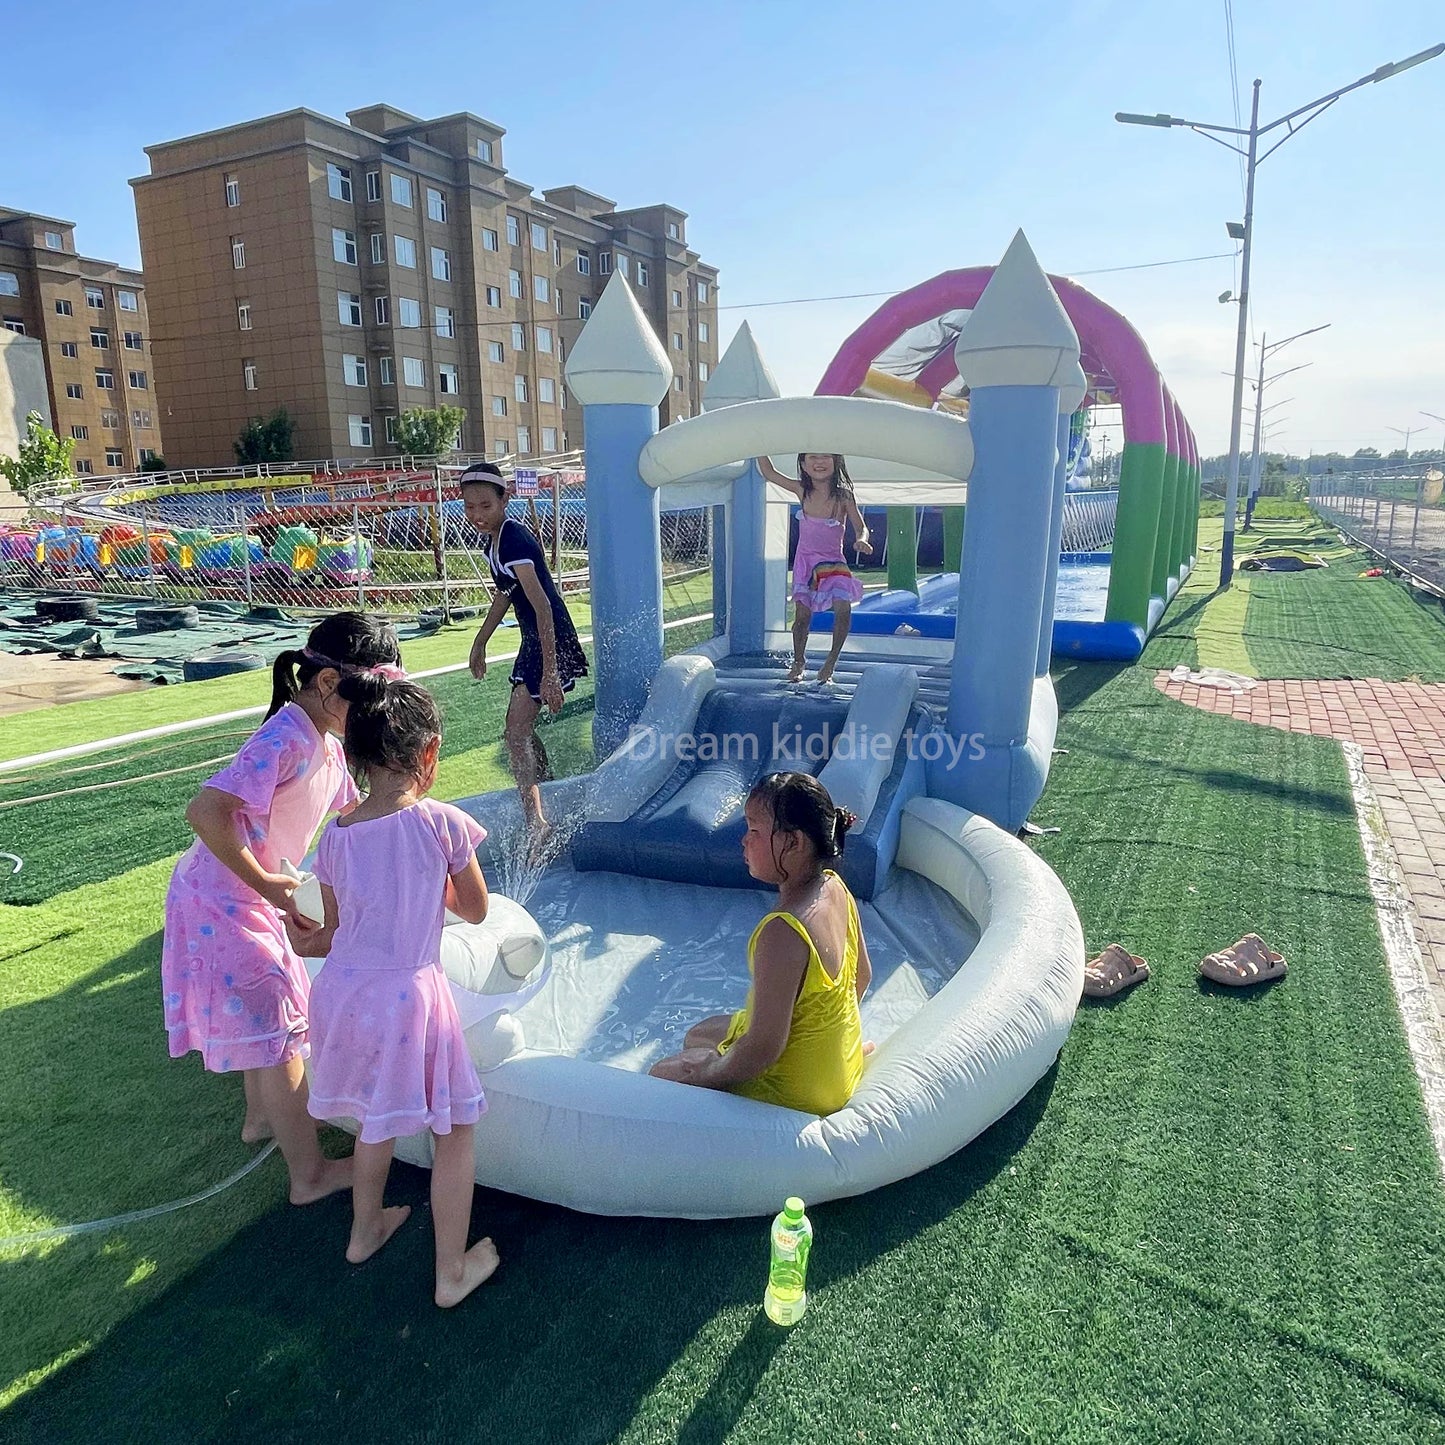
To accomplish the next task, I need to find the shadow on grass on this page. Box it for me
[1,1068,1058,1444]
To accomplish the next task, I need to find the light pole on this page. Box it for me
[1387,425,1425,462]
[1422,411,1445,463]
[1117,41,1443,587]
[1244,323,1329,527]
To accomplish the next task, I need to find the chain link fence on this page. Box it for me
[1310,468,1445,594]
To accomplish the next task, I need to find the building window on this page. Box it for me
[127,370,148,389]
[427,188,447,223]
[553,239,562,266]
[7,316,28,334]
[555,287,563,315]
[343,354,367,387]
[333,228,358,265]
[506,215,520,246]
[402,356,425,387]
[697,281,709,303]
[542,427,557,453]
[366,169,381,203]
[105,448,124,468]
[369,232,385,265]
[384,414,398,444]
[672,332,683,350]
[509,269,522,299]
[636,262,649,287]
[389,174,412,208]
[123,331,143,350]
[231,237,245,269]
[698,321,710,343]
[439,363,459,395]
[536,326,553,354]
[375,295,391,326]
[673,374,683,392]
[131,409,152,428]
[577,251,591,276]
[616,255,629,278]
[237,302,252,330]
[394,235,416,269]
[339,292,363,327]
[485,285,501,308]
[539,377,556,404]
[117,290,138,312]
[84,285,104,308]
[579,298,592,320]
[225,174,240,207]
[494,439,508,457]
[668,222,680,240]
[90,327,109,349]
[435,306,455,338]
[516,426,530,455]
[74,459,94,475]
[44,230,63,250]
[671,289,682,307]
[487,340,504,363]
[55,298,73,316]
[379,355,395,385]
[102,410,121,427]
[348,414,372,447]
[431,247,451,281]
[95,369,114,389]
[327,164,353,201]
[71,425,89,440]
[511,323,525,351]
[699,362,709,382]
[491,396,506,417]
[533,276,549,303]
[398,297,421,327]
[598,251,613,275]
[139,448,160,464]
[0,272,18,296]
[477,138,493,163]
[60,341,78,357]
[66,383,83,399]
[514,375,528,403]
[531,222,547,252]
[482,228,498,251]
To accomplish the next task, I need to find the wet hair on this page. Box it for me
[749,771,858,880]
[795,453,855,507]
[267,612,401,719]
[458,461,509,500]
[339,678,443,781]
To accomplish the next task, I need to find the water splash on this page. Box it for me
[486,776,600,908]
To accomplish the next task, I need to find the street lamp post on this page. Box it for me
[1116,41,1443,587]
[1244,323,1328,528]
[1422,411,1445,458]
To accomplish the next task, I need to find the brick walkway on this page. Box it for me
[1156,673,1445,1009]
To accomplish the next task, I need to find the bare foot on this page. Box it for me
[786,661,806,684]
[816,661,836,685]
[346,1205,412,1264]
[527,820,556,865]
[241,1115,273,1145]
[436,1237,501,1308]
[289,1155,354,1206]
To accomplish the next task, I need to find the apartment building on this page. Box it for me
[0,209,163,476]
[132,105,719,468]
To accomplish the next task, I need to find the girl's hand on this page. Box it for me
[855,538,874,557]
[283,912,326,956]
[541,671,565,714]
[469,636,488,681]
[649,1047,715,1084]
[258,872,304,921]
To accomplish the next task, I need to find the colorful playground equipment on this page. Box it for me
[814,263,1199,660]
[307,232,1090,1219]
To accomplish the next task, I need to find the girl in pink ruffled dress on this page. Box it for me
[291,678,499,1307]
[162,612,402,1205]
[758,453,873,684]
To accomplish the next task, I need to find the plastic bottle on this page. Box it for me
[763,1196,813,1326]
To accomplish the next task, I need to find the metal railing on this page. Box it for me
[1310,467,1445,595]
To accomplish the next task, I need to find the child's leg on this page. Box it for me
[241,1070,271,1144]
[816,601,852,683]
[250,1057,353,1206]
[345,1137,409,1264]
[789,603,812,681]
[531,730,554,784]
[431,1124,499,1308]
[683,1013,734,1050]
[504,685,547,833]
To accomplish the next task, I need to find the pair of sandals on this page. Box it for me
[1083,934,1287,999]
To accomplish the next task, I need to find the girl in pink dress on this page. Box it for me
[161,611,402,1205]
[292,679,500,1308]
[758,453,873,684]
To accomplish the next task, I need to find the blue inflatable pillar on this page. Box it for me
[710,503,728,637]
[930,232,1085,830]
[1035,409,1072,677]
[565,272,674,756]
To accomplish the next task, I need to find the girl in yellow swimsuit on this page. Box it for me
[650,772,872,1116]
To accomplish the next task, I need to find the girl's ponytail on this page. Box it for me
[267,649,305,719]
[832,805,859,853]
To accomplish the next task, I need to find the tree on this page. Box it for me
[0,411,76,495]
[395,405,466,457]
[139,453,168,473]
[234,408,295,464]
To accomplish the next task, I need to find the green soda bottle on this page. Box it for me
[763,1197,813,1326]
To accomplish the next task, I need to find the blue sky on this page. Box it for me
[3,0,1441,456]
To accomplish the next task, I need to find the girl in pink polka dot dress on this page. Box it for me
[290,678,499,1307]
[161,612,403,1205]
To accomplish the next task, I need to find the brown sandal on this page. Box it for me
[1083,943,1151,998]
[1198,933,1287,987]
